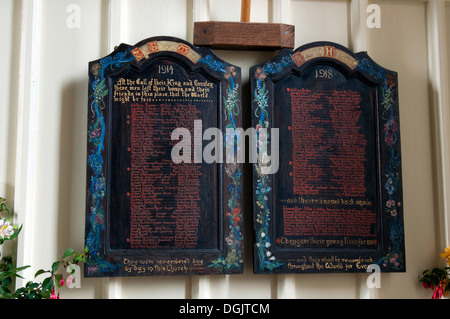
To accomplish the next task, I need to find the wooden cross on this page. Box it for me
[241,0,251,22]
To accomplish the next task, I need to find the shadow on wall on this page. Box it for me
[57,80,88,261]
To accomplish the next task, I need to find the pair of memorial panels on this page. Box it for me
[84,37,405,277]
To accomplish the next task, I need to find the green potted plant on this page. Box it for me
[0,197,87,299]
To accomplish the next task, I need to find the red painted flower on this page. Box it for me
[386,73,396,88]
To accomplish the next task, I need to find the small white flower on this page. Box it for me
[266,251,272,257]
[260,232,265,238]
[265,242,271,248]
[269,256,275,261]
[0,219,14,239]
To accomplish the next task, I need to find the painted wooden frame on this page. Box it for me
[85,36,243,277]
[251,41,405,274]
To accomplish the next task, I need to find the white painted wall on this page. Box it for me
[0,0,17,200]
[1,0,449,299]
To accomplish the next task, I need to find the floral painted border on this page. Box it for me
[85,42,243,275]
[199,57,244,271]
[252,57,294,272]
[356,57,405,270]
[86,50,135,275]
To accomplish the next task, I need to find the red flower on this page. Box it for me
[233,216,241,226]
[432,282,444,299]
[232,208,241,216]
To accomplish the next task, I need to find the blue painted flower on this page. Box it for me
[356,57,385,81]
[384,177,396,195]
[263,56,293,75]
[88,153,103,174]
[256,182,272,195]
[94,177,105,194]
[86,231,98,255]
[199,55,226,72]
[100,56,112,66]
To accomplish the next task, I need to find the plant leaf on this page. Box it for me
[55,273,62,288]
[51,261,60,273]
[27,282,39,289]
[34,269,49,278]
[9,224,23,240]
[42,277,53,292]
[63,248,75,258]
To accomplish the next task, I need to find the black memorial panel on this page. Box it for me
[251,42,405,274]
[85,37,243,277]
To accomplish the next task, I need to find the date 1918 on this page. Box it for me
[315,68,333,79]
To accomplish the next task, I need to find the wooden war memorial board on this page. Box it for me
[85,36,243,277]
[251,42,405,274]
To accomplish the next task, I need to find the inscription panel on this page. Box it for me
[128,103,203,250]
[85,37,243,277]
[108,63,218,252]
[275,68,379,252]
[252,42,405,274]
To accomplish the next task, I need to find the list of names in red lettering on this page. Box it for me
[283,88,376,248]
[129,103,202,249]
[290,88,367,197]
